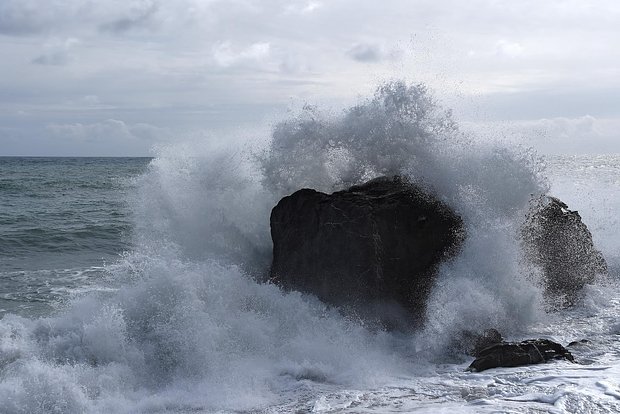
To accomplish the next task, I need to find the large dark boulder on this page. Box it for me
[467,338,575,372]
[521,196,607,305]
[269,176,464,329]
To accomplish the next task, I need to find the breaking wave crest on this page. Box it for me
[0,81,563,413]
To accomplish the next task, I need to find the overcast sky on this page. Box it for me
[0,0,619,156]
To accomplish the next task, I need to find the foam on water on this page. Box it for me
[0,81,616,413]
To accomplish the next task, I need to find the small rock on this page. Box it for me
[567,339,591,347]
[467,338,575,372]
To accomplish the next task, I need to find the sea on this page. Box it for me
[1,83,620,413]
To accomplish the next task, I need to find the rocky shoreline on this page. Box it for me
[269,175,607,370]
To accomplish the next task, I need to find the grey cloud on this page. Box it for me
[41,119,164,156]
[46,119,167,143]
[470,87,620,121]
[98,2,159,34]
[30,38,79,66]
[346,43,383,62]
[0,0,62,35]
[32,51,70,66]
[0,0,162,37]
[39,119,166,155]
[1,0,620,156]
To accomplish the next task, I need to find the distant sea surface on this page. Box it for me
[0,157,151,317]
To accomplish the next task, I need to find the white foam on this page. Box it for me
[1,81,618,413]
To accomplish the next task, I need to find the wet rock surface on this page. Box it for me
[522,196,607,305]
[269,176,464,329]
[467,338,575,372]
[456,329,505,357]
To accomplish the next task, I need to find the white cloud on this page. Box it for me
[285,1,322,14]
[80,95,102,106]
[495,40,524,58]
[212,41,271,68]
[532,116,620,154]
[462,116,620,155]
[301,1,321,13]
[539,115,598,139]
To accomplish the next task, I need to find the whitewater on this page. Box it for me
[1,82,619,413]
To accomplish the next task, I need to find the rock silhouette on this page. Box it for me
[269,176,464,330]
[522,196,607,305]
[467,338,575,372]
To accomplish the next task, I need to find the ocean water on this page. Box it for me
[0,157,151,317]
[1,83,619,413]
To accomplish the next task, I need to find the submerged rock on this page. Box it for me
[521,196,607,305]
[467,338,575,372]
[269,176,464,329]
[567,339,591,347]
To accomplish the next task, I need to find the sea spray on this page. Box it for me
[0,81,559,413]
[130,80,552,357]
[259,81,549,346]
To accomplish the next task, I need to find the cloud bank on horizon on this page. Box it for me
[0,0,619,156]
